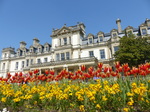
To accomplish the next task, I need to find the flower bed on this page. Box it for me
[0,62,150,112]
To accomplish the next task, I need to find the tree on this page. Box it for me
[114,34,150,67]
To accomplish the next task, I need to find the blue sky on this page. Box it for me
[0,0,150,56]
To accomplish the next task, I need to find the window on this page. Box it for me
[44,58,48,62]
[18,52,20,56]
[37,59,41,64]
[112,33,117,37]
[26,59,29,66]
[142,29,147,35]
[114,46,119,52]
[4,53,7,58]
[61,53,65,60]
[23,51,26,55]
[15,62,19,70]
[89,38,93,44]
[59,39,61,45]
[63,38,67,45]
[69,37,71,44]
[100,49,105,59]
[30,49,33,52]
[56,53,60,61]
[30,59,33,65]
[38,48,41,52]
[45,47,48,52]
[2,63,5,70]
[22,61,24,68]
[89,51,94,57]
[99,36,103,42]
[66,52,70,60]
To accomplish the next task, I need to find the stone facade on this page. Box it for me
[0,19,150,77]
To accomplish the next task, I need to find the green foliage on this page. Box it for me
[114,34,150,67]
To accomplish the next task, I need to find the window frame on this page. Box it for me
[26,59,29,66]
[61,53,65,61]
[44,58,48,62]
[2,63,5,70]
[63,38,67,45]
[89,51,94,57]
[142,28,147,35]
[89,38,93,44]
[22,61,25,68]
[15,62,19,70]
[99,36,103,42]
[66,52,70,60]
[100,49,105,59]
[56,53,60,61]
[114,46,119,52]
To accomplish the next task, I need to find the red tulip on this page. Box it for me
[45,70,49,75]
[115,61,120,69]
[81,65,86,71]
[49,70,55,75]
[98,63,103,68]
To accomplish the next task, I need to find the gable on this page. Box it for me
[55,26,71,35]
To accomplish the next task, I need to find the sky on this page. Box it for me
[0,0,150,57]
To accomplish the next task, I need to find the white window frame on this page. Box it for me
[89,51,94,57]
[100,49,105,59]
[66,52,70,60]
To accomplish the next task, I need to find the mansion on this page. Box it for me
[0,18,150,77]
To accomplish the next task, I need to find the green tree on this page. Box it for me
[114,34,150,67]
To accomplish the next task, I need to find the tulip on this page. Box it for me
[81,65,86,71]
[45,70,49,75]
[49,70,55,75]
[29,71,33,76]
[115,61,120,69]
[98,63,103,68]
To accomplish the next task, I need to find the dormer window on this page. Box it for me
[23,51,26,55]
[17,52,20,56]
[30,49,33,53]
[38,48,41,52]
[112,33,117,37]
[142,29,147,35]
[45,46,48,52]
[127,30,132,35]
[99,36,103,42]
[63,38,67,45]
[89,38,93,44]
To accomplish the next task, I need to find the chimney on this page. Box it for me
[145,18,150,27]
[33,38,40,48]
[116,18,122,33]
[20,41,26,49]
